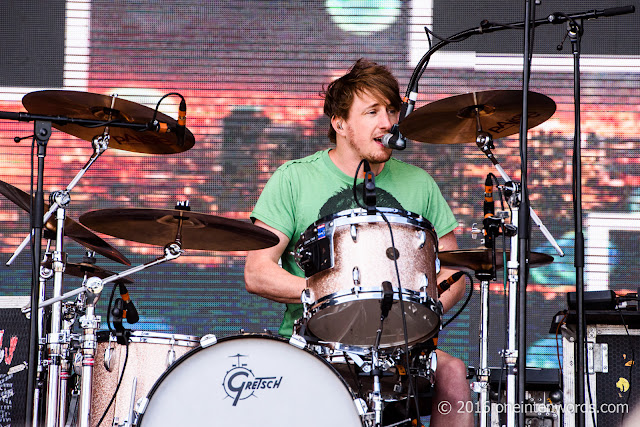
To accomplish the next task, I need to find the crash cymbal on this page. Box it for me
[22,90,195,154]
[398,90,556,144]
[79,208,279,251]
[42,260,133,283]
[439,249,553,274]
[0,180,131,265]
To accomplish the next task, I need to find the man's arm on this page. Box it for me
[436,231,465,314]
[244,219,306,304]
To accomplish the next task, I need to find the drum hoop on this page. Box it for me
[308,287,428,313]
[137,333,362,424]
[97,330,199,346]
[308,208,436,237]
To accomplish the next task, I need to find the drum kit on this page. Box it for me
[0,88,560,427]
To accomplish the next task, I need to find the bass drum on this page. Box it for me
[137,334,365,426]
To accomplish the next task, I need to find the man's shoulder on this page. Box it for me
[387,157,432,178]
[276,149,327,173]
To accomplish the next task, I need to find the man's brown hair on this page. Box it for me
[323,58,401,143]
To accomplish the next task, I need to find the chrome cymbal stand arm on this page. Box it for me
[6,133,110,266]
[475,134,564,257]
[32,243,184,313]
[45,206,68,427]
[77,288,103,427]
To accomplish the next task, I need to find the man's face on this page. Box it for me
[340,90,399,164]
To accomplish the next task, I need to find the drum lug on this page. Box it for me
[353,397,369,417]
[289,333,307,349]
[350,223,358,242]
[166,337,177,368]
[301,288,314,305]
[200,334,218,348]
[419,275,429,303]
[136,397,149,418]
[352,266,360,287]
[435,256,441,274]
[104,341,115,372]
[418,230,426,249]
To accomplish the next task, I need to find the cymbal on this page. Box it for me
[398,90,556,144]
[22,90,195,154]
[42,260,133,283]
[0,180,131,265]
[79,208,280,251]
[439,249,553,274]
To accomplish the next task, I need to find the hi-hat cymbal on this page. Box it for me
[0,180,131,265]
[79,208,279,251]
[42,260,133,283]
[439,249,553,274]
[22,90,195,154]
[399,90,556,144]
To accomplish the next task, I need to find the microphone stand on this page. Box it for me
[517,2,535,426]
[26,120,51,427]
[567,18,586,427]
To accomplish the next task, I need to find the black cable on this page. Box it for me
[96,337,130,427]
[617,308,634,426]
[351,159,420,422]
[442,271,474,328]
[149,92,185,128]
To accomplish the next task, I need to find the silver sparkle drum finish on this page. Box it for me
[137,334,365,426]
[90,331,199,427]
[295,208,442,348]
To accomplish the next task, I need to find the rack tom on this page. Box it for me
[295,208,441,348]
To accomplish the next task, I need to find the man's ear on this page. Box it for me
[332,116,345,135]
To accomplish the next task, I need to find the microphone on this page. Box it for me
[547,6,635,24]
[362,160,377,214]
[175,98,187,147]
[118,283,139,324]
[380,281,394,320]
[381,124,406,150]
[483,174,495,249]
[437,271,465,295]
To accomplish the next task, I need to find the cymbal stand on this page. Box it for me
[43,202,70,427]
[475,118,563,426]
[77,286,102,427]
[30,241,184,315]
[6,130,111,266]
[473,114,564,257]
[472,271,494,427]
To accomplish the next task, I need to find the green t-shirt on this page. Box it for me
[251,149,458,337]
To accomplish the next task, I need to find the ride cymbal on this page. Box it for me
[399,90,556,144]
[22,90,195,154]
[439,249,553,274]
[0,180,131,265]
[79,208,279,251]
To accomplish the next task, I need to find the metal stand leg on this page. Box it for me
[45,208,67,427]
[505,201,520,427]
[77,290,102,427]
[477,277,491,427]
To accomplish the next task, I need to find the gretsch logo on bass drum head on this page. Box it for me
[222,353,283,406]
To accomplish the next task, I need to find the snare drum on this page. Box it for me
[91,331,199,427]
[137,334,365,426]
[295,208,441,348]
